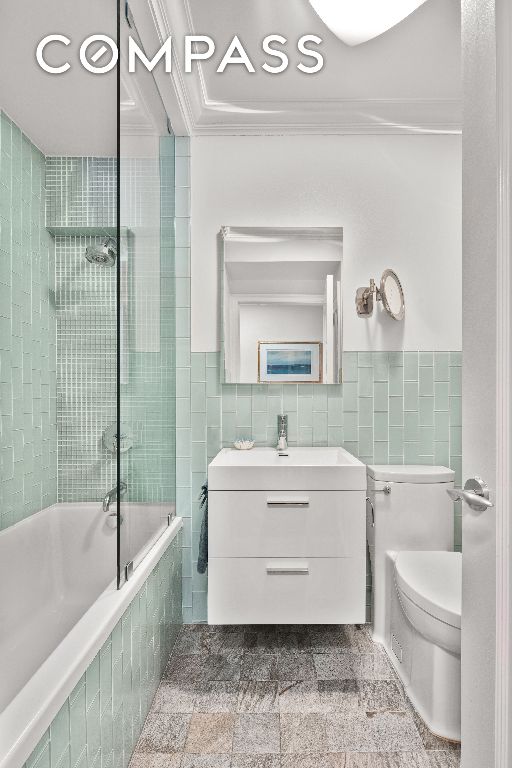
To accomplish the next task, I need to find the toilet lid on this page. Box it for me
[394,551,462,629]
[367,465,455,483]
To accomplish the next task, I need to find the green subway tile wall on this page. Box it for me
[173,138,462,623]
[0,112,57,530]
[23,530,182,768]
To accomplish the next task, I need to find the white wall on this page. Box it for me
[191,135,462,352]
[239,304,323,382]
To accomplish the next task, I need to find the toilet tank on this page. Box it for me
[366,465,455,644]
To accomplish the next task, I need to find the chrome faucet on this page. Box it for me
[103,481,127,513]
[276,414,288,453]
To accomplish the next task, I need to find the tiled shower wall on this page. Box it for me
[172,137,463,622]
[23,530,182,768]
[47,148,176,504]
[0,112,57,530]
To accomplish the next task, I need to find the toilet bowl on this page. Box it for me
[391,550,461,742]
[395,551,461,655]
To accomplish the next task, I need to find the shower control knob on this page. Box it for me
[446,476,493,512]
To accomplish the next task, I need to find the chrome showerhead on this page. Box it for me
[85,237,117,266]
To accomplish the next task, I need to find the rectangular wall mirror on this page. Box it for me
[221,226,343,384]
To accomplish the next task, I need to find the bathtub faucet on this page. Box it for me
[103,481,127,513]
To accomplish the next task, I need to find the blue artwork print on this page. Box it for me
[266,349,312,375]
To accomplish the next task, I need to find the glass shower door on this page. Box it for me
[117,5,176,585]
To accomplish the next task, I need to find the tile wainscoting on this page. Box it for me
[23,531,182,768]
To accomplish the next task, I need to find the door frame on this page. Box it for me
[494,0,512,764]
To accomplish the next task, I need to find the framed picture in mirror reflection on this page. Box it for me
[257,341,323,383]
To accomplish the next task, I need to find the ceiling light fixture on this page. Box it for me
[308,0,429,46]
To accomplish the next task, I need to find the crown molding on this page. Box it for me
[136,0,462,136]
[160,0,461,135]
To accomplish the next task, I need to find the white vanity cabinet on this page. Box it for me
[207,447,366,625]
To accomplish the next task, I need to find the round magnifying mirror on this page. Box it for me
[380,269,405,320]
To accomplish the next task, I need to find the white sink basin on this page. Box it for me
[208,446,366,491]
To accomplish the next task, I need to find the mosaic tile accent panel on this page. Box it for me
[55,234,117,502]
[46,157,116,229]
[0,112,57,530]
[22,530,183,768]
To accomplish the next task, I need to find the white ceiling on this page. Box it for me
[158,0,461,135]
[0,0,462,152]
[0,0,167,155]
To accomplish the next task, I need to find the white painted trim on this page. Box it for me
[495,0,512,764]
[232,294,325,306]
[221,226,343,242]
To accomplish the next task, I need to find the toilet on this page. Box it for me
[366,465,462,742]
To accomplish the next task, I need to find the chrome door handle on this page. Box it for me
[447,476,493,512]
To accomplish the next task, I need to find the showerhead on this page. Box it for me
[85,237,117,266]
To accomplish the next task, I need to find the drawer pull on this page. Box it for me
[266,566,310,575]
[266,498,310,507]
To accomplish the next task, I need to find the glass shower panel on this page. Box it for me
[117,6,176,584]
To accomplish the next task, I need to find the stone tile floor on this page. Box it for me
[131,624,461,768]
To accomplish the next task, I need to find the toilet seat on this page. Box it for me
[394,551,461,629]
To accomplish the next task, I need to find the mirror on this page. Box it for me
[221,226,343,384]
[380,269,405,321]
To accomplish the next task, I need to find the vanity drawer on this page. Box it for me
[208,556,366,625]
[208,490,365,558]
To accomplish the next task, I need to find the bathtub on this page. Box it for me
[0,502,182,768]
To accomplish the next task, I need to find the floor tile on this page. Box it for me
[277,629,311,651]
[407,707,460,752]
[278,681,322,713]
[164,655,208,684]
[152,681,197,713]
[425,750,461,767]
[278,651,316,680]
[129,754,182,768]
[202,628,246,655]
[205,652,242,682]
[229,756,281,768]
[184,713,235,754]
[359,680,407,713]
[280,713,330,753]
[366,712,423,751]
[280,755,347,768]
[326,712,377,752]
[181,754,231,767]
[317,680,361,712]
[135,625,459,768]
[243,629,280,653]
[343,753,430,767]
[137,713,191,753]
[194,682,239,713]
[314,653,393,682]
[232,714,281,754]
[237,681,279,713]
[240,653,279,681]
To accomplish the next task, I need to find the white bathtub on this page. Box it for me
[0,502,182,768]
